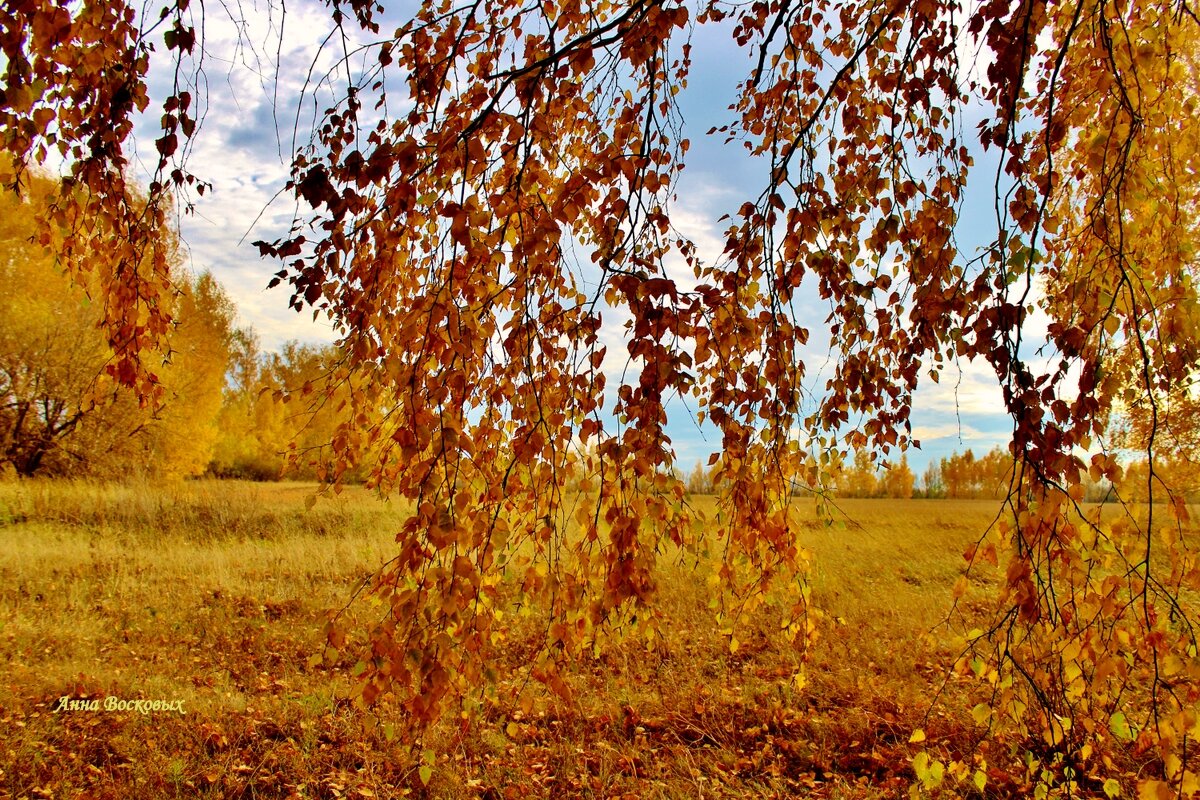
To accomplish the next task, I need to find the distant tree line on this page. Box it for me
[682,451,918,499]
[917,447,1013,500]
[682,444,1134,502]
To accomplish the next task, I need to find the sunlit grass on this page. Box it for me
[0,479,1015,798]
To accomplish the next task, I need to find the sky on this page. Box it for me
[125,0,1023,478]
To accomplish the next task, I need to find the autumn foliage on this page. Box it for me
[0,168,234,478]
[4,0,1200,795]
[0,166,354,481]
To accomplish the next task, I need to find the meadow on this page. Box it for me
[0,481,1037,798]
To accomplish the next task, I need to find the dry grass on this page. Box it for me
[0,481,1023,799]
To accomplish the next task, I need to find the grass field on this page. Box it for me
[0,480,1025,798]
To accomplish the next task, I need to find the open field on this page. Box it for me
[0,481,1072,798]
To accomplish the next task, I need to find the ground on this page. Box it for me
[0,481,1099,798]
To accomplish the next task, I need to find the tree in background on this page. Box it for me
[136,271,235,476]
[0,176,107,476]
[210,338,359,482]
[684,459,714,495]
[209,328,280,480]
[6,0,1200,792]
[835,449,880,498]
[932,447,1015,500]
[940,449,976,499]
[880,455,914,500]
[0,167,233,478]
[826,451,913,498]
[0,160,355,482]
[974,447,1014,500]
[259,341,360,482]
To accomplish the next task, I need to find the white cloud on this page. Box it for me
[128,0,353,351]
[916,357,1004,416]
[910,421,1006,444]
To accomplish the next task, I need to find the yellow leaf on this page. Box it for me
[1137,779,1172,800]
[909,728,926,743]
[1110,712,1133,741]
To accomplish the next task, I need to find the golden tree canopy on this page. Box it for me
[0,166,234,478]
